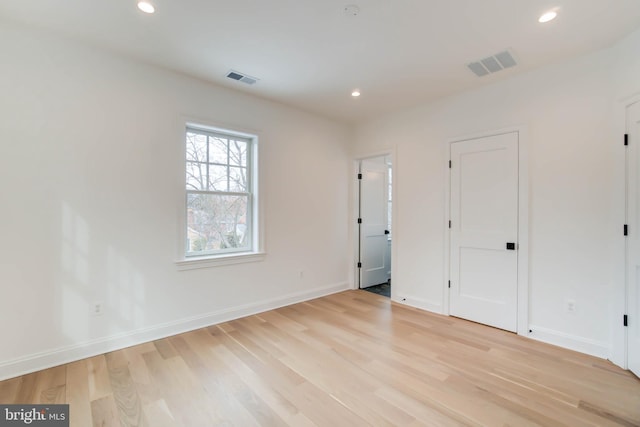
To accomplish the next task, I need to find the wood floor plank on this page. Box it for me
[168,331,264,426]
[40,384,66,404]
[32,365,66,404]
[13,372,39,403]
[142,399,180,427]
[153,338,178,360]
[1,290,638,426]
[106,361,146,427]
[141,349,206,426]
[211,324,368,426]
[66,359,92,427]
[91,394,121,427]
[210,327,348,426]
[578,400,640,427]
[0,376,21,404]
[87,355,112,402]
[243,318,410,425]
[375,385,478,427]
[143,345,244,426]
[121,345,154,390]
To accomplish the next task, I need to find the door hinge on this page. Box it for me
[448,220,451,229]
[357,173,362,180]
[448,280,451,289]
[624,314,628,327]
[357,262,362,268]
[624,134,629,146]
[624,224,628,236]
[357,218,362,224]
[449,160,452,169]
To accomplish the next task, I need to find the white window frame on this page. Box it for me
[176,121,264,270]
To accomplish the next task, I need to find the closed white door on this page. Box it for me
[360,159,389,288]
[627,101,640,377]
[450,132,519,332]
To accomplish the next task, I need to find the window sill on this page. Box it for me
[176,252,266,271]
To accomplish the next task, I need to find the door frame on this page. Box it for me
[612,91,640,369]
[351,149,396,294]
[443,126,530,336]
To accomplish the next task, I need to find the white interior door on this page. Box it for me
[450,132,519,332]
[627,101,640,377]
[360,159,389,288]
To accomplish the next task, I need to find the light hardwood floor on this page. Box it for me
[1,290,639,426]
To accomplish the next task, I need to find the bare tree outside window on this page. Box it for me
[185,128,253,255]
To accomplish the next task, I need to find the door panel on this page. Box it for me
[360,159,389,288]
[450,132,519,332]
[459,247,517,302]
[627,101,640,376]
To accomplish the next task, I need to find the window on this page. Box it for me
[184,125,257,258]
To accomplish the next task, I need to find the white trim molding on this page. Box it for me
[176,252,266,270]
[0,283,349,382]
[394,294,442,314]
[528,325,609,359]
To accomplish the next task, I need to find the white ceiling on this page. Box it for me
[1,0,639,123]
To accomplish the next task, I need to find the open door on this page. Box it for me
[626,101,640,377]
[359,158,390,289]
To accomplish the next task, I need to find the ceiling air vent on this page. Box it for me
[226,70,259,85]
[467,50,517,77]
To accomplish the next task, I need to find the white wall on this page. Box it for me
[0,21,351,380]
[354,28,640,362]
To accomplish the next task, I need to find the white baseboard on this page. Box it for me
[378,295,609,360]
[528,325,609,359]
[0,283,349,381]
[393,294,443,314]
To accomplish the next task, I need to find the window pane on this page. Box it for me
[187,193,249,253]
[186,161,206,190]
[186,132,207,162]
[209,137,228,165]
[208,165,228,191]
[229,167,247,192]
[228,139,248,167]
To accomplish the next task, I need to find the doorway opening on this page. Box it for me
[357,155,392,298]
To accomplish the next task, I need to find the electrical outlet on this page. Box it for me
[92,302,104,316]
[566,299,576,313]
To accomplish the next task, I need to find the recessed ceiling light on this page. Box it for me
[351,90,361,97]
[538,11,557,23]
[138,1,155,14]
